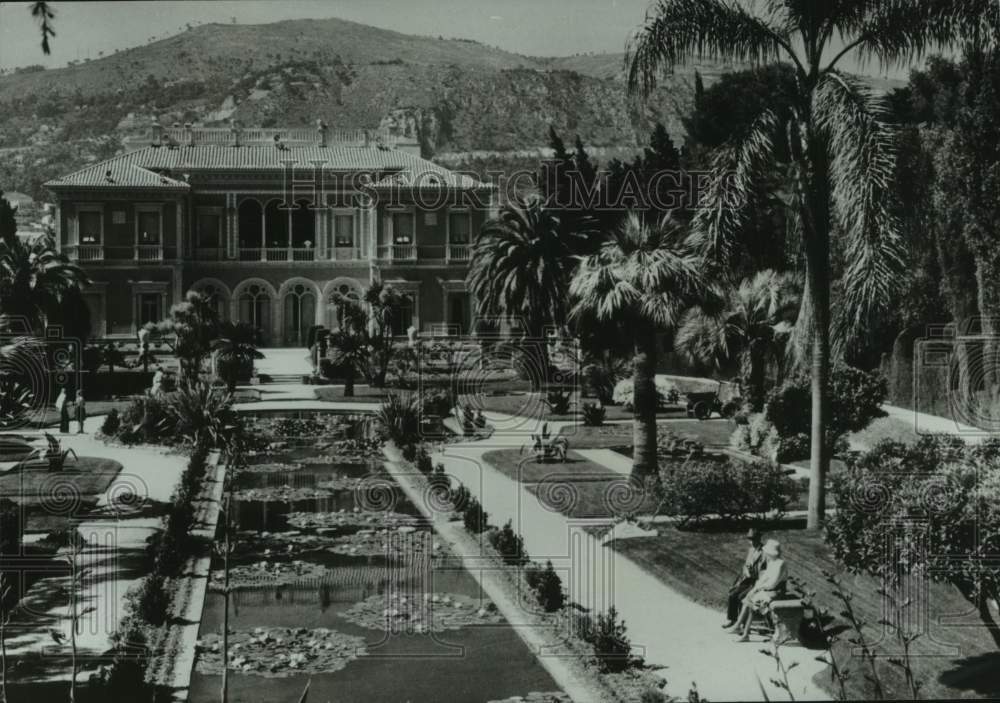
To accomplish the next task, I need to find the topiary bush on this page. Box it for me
[401,442,419,463]
[415,446,434,475]
[124,573,172,627]
[525,560,565,612]
[463,495,489,534]
[581,401,606,427]
[489,520,529,566]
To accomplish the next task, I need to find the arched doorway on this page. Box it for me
[283,283,316,347]
[237,283,272,346]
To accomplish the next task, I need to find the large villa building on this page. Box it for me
[45,122,494,346]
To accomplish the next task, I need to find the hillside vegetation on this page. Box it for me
[0,17,896,201]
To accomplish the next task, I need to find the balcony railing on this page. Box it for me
[135,245,163,262]
[377,244,417,261]
[68,244,104,261]
[332,246,361,261]
[264,248,289,262]
[448,244,472,262]
[239,248,262,262]
[292,248,316,262]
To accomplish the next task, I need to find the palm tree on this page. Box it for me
[676,270,800,410]
[468,196,579,389]
[325,296,369,397]
[626,0,989,528]
[0,234,90,335]
[570,212,719,479]
[213,322,264,392]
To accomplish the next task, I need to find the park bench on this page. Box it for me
[749,597,814,645]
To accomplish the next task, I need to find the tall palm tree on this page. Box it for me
[468,196,579,388]
[676,269,800,410]
[570,212,719,479]
[626,0,991,528]
[213,322,264,392]
[325,297,368,397]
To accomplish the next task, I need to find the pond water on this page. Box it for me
[189,416,560,703]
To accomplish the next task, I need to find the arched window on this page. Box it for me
[283,283,316,347]
[238,284,271,344]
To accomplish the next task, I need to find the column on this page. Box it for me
[261,205,267,262]
[176,200,184,260]
[227,194,236,259]
[287,205,293,260]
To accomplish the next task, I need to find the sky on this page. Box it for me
[0,0,919,80]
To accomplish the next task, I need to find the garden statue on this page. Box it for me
[150,366,164,396]
[407,325,418,347]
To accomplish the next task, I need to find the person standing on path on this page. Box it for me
[56,386,70,434]
[74,390,87,434]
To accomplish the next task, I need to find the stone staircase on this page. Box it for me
[255,348,312,384]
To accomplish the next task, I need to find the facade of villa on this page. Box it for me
[45,122,494,346]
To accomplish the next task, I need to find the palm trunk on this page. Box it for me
[344,364,355,397]
[69,558,77,703]
[805,142,832,531]
[1,614,7,703]
[221,499,230,703]
[631,324,658,479]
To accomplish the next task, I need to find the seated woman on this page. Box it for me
[728,538,787,642]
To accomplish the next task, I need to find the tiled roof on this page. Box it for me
[46,159,190,190]
[46,145,491,191]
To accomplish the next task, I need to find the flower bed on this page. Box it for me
[195,627,367,677]
[340,592,505,633]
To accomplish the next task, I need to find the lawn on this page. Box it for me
[0,457,123,506]
[614,526,1000,700]
[481,448,658,518]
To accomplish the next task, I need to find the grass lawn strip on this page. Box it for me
[0,457,123,503]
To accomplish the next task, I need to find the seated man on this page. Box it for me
[723,528,764,628]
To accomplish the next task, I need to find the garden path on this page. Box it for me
[436,413,830,702]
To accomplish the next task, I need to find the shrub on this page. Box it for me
[612,376,679,409]
[489,520,529,566]
[656,456,797,525]
[581,606,633,672]
[163,381,241,449]
[525,560,564,612]
[401,443,419,463]
[450,483,471,513]
[428,462,451,490]
[640,690,669,703]
[583,363,618,405]
[124,573,172,627]
[463,495,489,534]
[765,365,887,451]
[0,498,22,556]
[377,393,421,445]
[415,446,434,475]
[776,432,811,463]
[422,388,453,417]
[581,401,606,427]
[117,394,172,445]
[544,389,573,415]
[100,409,121,437]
